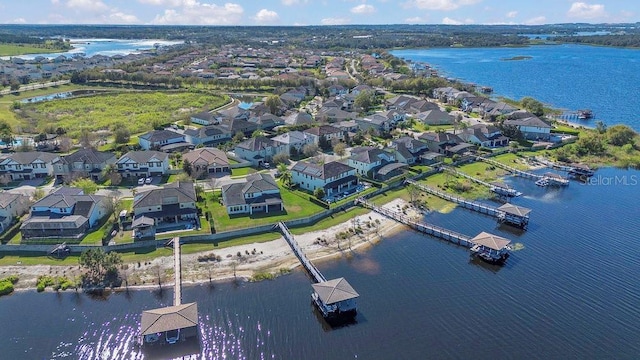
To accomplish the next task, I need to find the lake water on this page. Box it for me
[6,39,183,60]
[2,167,639,359]
[391,44,640,130]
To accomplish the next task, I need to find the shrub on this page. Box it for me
[0,281,14,296]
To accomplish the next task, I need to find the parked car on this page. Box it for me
[145,177,152,184]
[137,178,145,185]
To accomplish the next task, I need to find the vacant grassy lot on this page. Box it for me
[19,91,227,137]
[0,44,65,56]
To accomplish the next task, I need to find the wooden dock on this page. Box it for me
[477,156,569,186]
[276,222,359,319]
[533,157,595,177]
[405,180,530,228]
[441,166,522,197]
[355,198,514,260]
[173,237,182,306]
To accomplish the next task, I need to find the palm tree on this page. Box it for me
[277,163,292,188]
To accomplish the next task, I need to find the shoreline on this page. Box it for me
[4,199,417,294]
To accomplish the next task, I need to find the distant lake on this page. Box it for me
[391,44,640,130]
[4,38,183,60]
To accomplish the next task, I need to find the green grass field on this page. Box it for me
[19,90,227,137]
[0,44,65,56]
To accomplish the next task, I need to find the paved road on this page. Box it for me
[0,80,71,96]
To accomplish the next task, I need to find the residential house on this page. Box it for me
[389,137,429,165]
[190,111,217,126]
[356,114,391,134]
[291,160,358,198]
[0,152,60,181]
[221,173,283,215]
[503,115,552,140]
[182,148,230,176]
[0,192,29,233]
[271,131,313,155]
[249,113,284,131]
[53,148,116,182]
[116,151,170,178]
[284,111,314,126]
[459,124,510,147]
[415,108,454,125]
[303,125,344,145]
[315,106,357,123]
[183,125,231,146]
[418,132,465,156]
[138,130,187,151]
[234,136,283,166]
[132,182,198,237]
[385,95,419,111]
[217,118,258,137]
[348,147,396,178]
[20,187,108,240]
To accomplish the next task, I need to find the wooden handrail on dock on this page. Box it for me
[440,166,522,197]
[355,198,474,248]
[277,222,326,283]
[173,237,182,306]
[406,180,501,217]
[477,156,569,186]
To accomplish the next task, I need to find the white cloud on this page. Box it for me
[567,2,606,19]
[51,0,60,4]
[109,12,140,24]
[65,0,109,12]
[441,16,474,25]
[138,0,184,5]
[351,4,376,14]
[506,11,517,19]
[405,16,427,23]
[253,9,279,24]
[524,16,546,25]
[406,0,481,11]
[281,0,304,5]
[152,2,244,25]
[12,18,27,24]
[321,17,351,25]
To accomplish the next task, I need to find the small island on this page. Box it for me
[501,55,533,61]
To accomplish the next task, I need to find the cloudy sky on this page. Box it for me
[0,0,636,26]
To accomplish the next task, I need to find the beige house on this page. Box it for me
[182,148,230,177]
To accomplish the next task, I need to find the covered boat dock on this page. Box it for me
[496,203,531,228]
[469,232,511,264]
[140,303,199,345]
[311,277,360,318]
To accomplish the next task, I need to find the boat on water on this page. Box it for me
[577,109,593,119]
[469,232,512,265]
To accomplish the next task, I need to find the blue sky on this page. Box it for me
[0,1,636,26]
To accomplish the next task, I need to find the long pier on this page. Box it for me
[441,166,522,197]
[173,237,182,306]
[355,198,475,247]
[277,222,326,283]
[477,156,569,186]
[405,180,530,228]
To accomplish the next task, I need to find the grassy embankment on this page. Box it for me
[0,43,65,57]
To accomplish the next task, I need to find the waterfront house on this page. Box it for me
[132,181,198,236]
[116,151,170,178]
[0,151,60,181]
[503,116,552,141]
[20,187,108,241]
[459,124,510,148]
[0,192,29,234]
[52,148,117,182]
[138,130,187,151]
[234,136,284,167]
[182,148,230,176]
[418,132,464,154]
[291,160,357,198]
[221,173,283,215]
[348,147,397,178]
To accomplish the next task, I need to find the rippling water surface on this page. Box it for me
[1,168,639,359]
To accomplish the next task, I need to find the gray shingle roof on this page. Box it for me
[117,151,168,164]
[311,278,359,305]
[2,151,59,165]
[221,173,281,207]
[139,129,184,143]
[58,148,115,165]
[470,232,511,251]
[133,181,196,208]
[182,148,229,167]
[292,160,353,180]
[140,302,198,336]
[236,136,274,152]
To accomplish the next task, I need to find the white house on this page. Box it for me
[503,116,552,141]
[138,130,186,150]
[271,131,313,155]
[234,136,284,167]
[116,151,170,178]
[348,147,396,177]
[0,192,29,234]
[291,160,358,197]
[0,152,60,181]
[303,125,344,145]
[183,125,231,145]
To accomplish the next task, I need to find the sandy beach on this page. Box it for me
[2,199,420,292]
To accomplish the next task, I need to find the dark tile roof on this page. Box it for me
[350,148,386,164]
[117,151,168,164]
[59,148,115,165]
[221,173,281,207]
[236,136,274,152]
[304,125,343,137]
[184,125,226,138]
[139,129,184,143]
[182,148,229,166]
[133,181,196,208]
[2,151,59,165]
[292,160,354,180]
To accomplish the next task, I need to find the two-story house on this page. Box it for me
[356,114,391,134]
[132,181,198,237]
[415,108,454,126]
[503,116,552,141]
[0,192,29,234]
[20,187,108,240]
[291,160,358,198]
[303,125,345,145]
[182,148,230,176]
[348,147,397,178]
[52,148,116,182]
[459,124,510,148]
[271,131,313,156]
[0,152,60,181]
[138,129,187,151]
[183,125,231,146]
[116,151,170,178]
[221,173,283,215]
[234,136,284,167]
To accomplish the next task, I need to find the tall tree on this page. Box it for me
[265,95,283,115]
[0,121,14,148]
